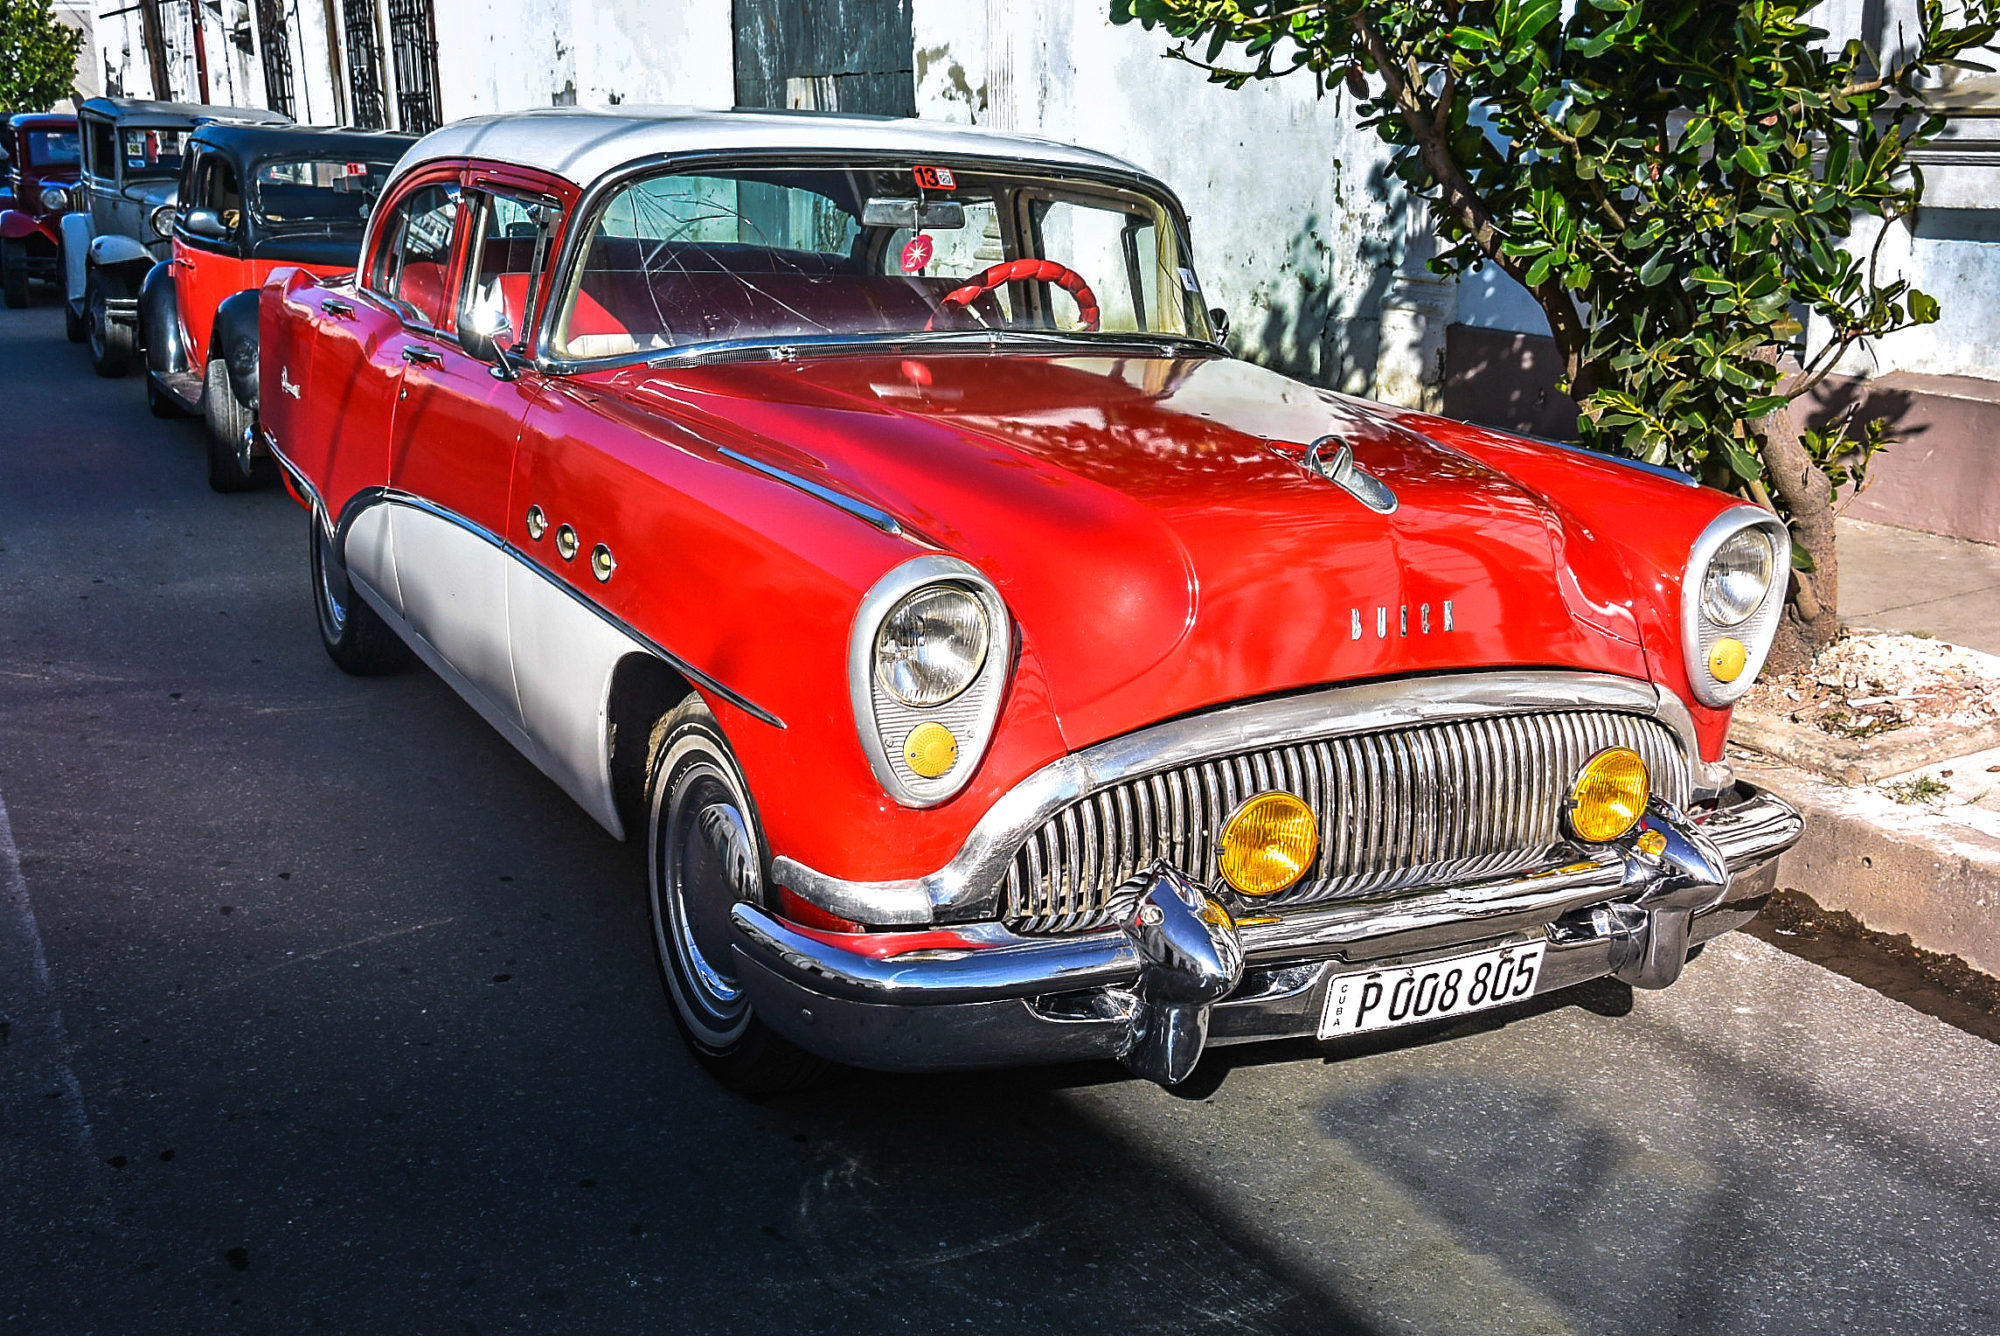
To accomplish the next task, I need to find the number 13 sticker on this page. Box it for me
[913,165,956,190]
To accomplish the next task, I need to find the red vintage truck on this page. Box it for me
[0,112,80,308]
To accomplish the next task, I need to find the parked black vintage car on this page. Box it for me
[139,120,411,489]
[57,98,288,373]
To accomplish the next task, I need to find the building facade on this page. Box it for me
[83,0,1999,541]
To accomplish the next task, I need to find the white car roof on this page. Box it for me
[393,105,1163,194]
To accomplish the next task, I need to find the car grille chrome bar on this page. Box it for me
[1001,709,1688,935]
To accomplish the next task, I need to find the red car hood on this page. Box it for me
[612,352,1651,749]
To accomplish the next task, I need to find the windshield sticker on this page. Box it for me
[1177,267,1200,292]
[912,164,957,191]
[900,234,934,273]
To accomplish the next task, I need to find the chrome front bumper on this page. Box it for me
[731,783,1802,1086]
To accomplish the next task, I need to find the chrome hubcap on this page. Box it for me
[653,749,757,1046]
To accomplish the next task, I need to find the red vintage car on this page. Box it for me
[0,112,80,308]
[257,108,1802,1094]
[138,120,411,490]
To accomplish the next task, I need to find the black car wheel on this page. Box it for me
[85,272,133,377]
[308,510,411,675]
[646,694,826,1097]
[203,359,268,492]
[1,238,29,309]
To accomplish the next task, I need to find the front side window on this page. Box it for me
[27,130,79,168]
[85,121,115,178]
[459,192,558,355]
[120,127,189,178]
[550,163,1211,360]
[252,157,395,230]
[192,153,243,232]
[367,182,459,329]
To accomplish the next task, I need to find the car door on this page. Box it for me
[172,147,246,368]
[382,182,550,744]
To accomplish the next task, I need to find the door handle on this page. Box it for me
[400,344,443,366]
[322,297,355,318]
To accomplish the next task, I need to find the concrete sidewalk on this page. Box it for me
[1740,517,2000,979]
[1840,517,2000,653]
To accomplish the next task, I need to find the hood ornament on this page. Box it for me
[1304,435,1397,514]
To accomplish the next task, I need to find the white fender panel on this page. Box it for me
[506,561,632,838]
[388,503,522,733]
[342,504,402,616]
[87,232,153,269]
[59,213,90,303]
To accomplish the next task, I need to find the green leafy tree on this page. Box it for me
[1112,0,1999,668]
[0,0,84,112]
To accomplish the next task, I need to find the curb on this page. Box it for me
[1738,755,2000,978]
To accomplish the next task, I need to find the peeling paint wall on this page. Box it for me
[912,0,1404,394]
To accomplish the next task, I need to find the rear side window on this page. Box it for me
[368,183,459,329]
[191,153,243,231]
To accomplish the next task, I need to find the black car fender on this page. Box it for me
[139,260,186,377]
[211,288,262,411]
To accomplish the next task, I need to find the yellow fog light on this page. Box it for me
[1218,792,1319,897]
[1565,747,1650,844]
[1635,829,1669,858]
[1708,636,1747,683]
[902,722,958,778]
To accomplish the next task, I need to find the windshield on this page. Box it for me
[120,127,188,178]
[550,163,1213,361]
[27,130,79,168]
[252,157,395,229]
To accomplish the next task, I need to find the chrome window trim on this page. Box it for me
[778,669,1695,927]
[847,554,1012,808]
[1681,505,1791,708]
[324,486,784,729]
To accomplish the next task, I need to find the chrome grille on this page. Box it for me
[1002,709,1688,934]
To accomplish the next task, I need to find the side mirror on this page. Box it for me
[183,207,230,241]
[459,294,521,380]
[1208,307,1230,343]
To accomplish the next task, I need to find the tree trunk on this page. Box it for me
[1748,351,1841,673]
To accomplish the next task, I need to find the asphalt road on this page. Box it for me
[3,301,1998,1336]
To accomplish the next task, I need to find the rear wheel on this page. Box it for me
[203,359,267,492]
[646,695,826,1097]
[1,238,29,309]
[85,273,132,377]
[308,510,411,675]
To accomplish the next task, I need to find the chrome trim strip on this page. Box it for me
[717,445,905,536]
[740,783,1802,1004]
[329,487,785,730]
[777,669,1687,926]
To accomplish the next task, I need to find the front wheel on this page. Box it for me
[85,272,132,376]
[1,238,29,309]
[308,510,411,675]
[646,695,826,1096]
[203,359,268,492]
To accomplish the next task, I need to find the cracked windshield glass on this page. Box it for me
[550,163,1213,359]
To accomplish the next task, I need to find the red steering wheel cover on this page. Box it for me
[928,258,1100,332]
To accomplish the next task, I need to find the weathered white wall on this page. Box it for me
[914,0,1405,392]
[431,0,735,120]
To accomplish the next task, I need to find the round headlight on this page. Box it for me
[1218,792,1319,897]
[148,204,175,239]
[40,185,72,214]
[875,586,988,707]
[1700,528,1773,626]
[1565,747,1650,844]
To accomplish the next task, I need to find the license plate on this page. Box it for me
[1318,941,1547,1039]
